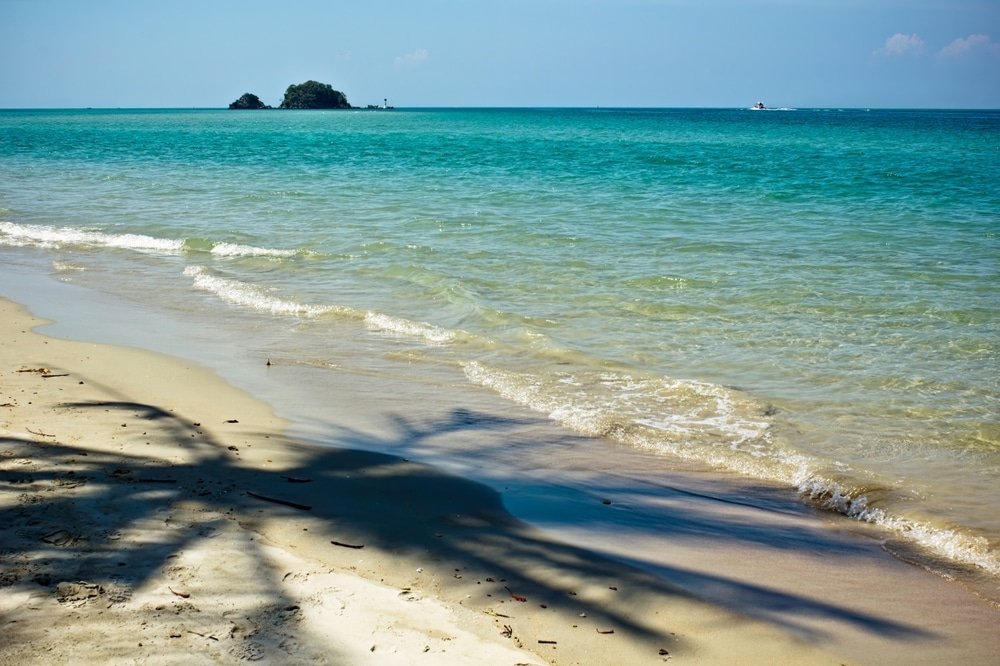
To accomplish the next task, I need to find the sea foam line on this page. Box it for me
[462,360,1000,576]
[182,266,459,346]
[0,222,304,260]
[183,266,342,318]
[0,221,183,253]
[363,312,458,344]
[208,242,300,259]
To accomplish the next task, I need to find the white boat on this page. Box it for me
[752,101,766,110]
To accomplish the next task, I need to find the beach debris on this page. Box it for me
[501,625,513,638]
[187,630,219,641]
[15,365,70,379]
[504,586,527,602]
[42,530,77,546]
[601,498,612,505]
[608,585,618,591]
[26,427,55,438]
[227,445,239,451]
[330,540,365,549]
[224,419,239,423]
[169,586,191,599]
[538,639,557,645]
[596,628,615,635]
[280,475,312,483]
[246,491,312,511]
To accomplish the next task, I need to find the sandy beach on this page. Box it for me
[1,294,998,665]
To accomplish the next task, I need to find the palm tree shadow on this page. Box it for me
[0,390,933,661]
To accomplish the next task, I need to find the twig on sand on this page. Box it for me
[505,586,527,602]
[331,540,365,549]
[26,427,55,438]
[187,630,218,641]
[246,490,312,511]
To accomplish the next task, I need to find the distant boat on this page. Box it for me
[752,101,766,110]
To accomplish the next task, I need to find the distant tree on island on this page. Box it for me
[228,93,271,110]
[279,81,351,109]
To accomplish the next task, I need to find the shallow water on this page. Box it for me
[1,107,997,580]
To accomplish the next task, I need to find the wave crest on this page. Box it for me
[0,221,183,253]
[183,266,340,318]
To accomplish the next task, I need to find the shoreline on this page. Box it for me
[1,293,998,664]
[0,296,839,664]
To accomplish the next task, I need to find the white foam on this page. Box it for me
[796,474,1000,575]
[364,311,457,344]
[462,360,1000,576]
[0,221,183,253]
[210,242,298,259]
[183,266,335,318]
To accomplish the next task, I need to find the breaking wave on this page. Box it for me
[462,360,1000,576]
[0,221,184,253]
[0,222,303,260]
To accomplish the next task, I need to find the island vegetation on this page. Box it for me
[279,80,351,109]
[226,81,391,111]
[228,93,270,110]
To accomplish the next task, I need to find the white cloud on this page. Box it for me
[940,34,994,57]
[393,48,429,70]
[875,33,925,56]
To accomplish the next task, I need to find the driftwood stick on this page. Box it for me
[246,490,312,511]
[331,540,365,549]
[280,475,313,483]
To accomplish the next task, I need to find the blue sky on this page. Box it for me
[1,0,998,108]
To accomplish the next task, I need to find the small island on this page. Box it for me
[228,93,271,110]
[279,80,351,109]
[229,80,354,110]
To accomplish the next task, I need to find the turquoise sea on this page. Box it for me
[1,107,998,586]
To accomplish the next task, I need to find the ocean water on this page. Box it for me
[1,107,998,583]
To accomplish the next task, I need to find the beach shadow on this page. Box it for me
[0,391,934,662]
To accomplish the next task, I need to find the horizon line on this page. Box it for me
[2,105,999,112]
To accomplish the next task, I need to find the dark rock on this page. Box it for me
[228,93,271,110]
